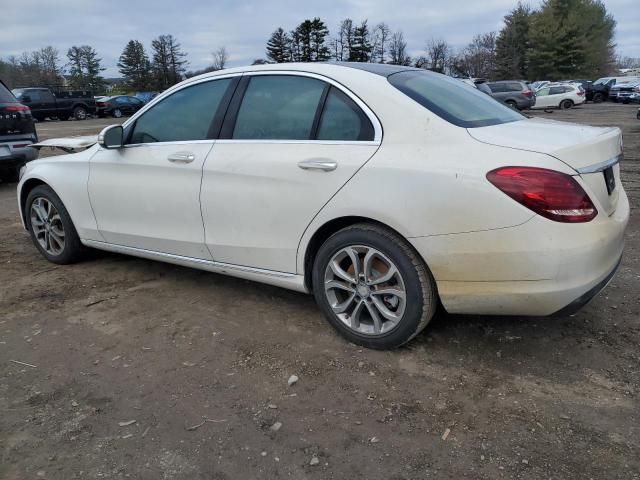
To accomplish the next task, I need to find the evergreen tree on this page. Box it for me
[289,18,331,62]
[266,28,291,63]
[151,34,188,89]
[350,20,373,62]
[527,0,614,79]
[67,45,105,92]
[494,2,532,79]
[117,40,152,91]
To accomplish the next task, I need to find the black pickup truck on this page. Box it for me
[11,87,96,121]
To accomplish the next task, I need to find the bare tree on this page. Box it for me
[371,22,391,63]
[418,38,452,73]
[211,46,228,71]
[452,32,496,78]
[388,31,411,66]
[332,18,355,61]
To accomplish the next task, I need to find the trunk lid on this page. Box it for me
[468,118,623,215]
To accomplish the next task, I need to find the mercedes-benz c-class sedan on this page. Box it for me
[17,63,629,349]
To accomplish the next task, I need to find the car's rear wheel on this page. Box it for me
[593,93,604,103]
[25,185,85,264]
[560,99,574,110]
[506,100,518,110]
[73,106,87,120]
[312,223,437,349]
[113,108,123,118]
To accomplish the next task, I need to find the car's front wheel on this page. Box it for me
[312,223,437,349]
[25,185,85,264]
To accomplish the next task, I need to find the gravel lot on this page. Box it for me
[1,104,639,479]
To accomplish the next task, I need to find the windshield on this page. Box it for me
[388,70,524,128]
[1,84,18,103]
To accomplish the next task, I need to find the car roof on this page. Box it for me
[184,62,429,83]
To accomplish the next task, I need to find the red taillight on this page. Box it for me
[577,90,585,96]
[522,89,533,98]
[5,104,30,112]
[97,102,106,107]
[487,167,597,223]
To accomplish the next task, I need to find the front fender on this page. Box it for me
[17,149,103,241]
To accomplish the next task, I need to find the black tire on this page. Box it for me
[73,106,87,120]
[506,100,518,110]
[559,99,573,110]
[25,185,85,264]
[312,223,437,350]
[593,93,604,103]
[112,108,123,118]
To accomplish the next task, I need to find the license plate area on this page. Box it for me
[603,166,615,195]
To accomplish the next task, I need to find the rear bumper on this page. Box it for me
[0,146,38,168]
[409,188,629,316]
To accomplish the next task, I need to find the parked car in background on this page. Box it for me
[562,79,593,92]
[532,83,585,110]
[609,79,640,103]
[134,91,159,103]
[0,80,38,182]
[587,77,639,103]
[18,63,628,349]
[484,80,536,110]
[11,87,96,121]
[530,80,551,91]
[96,95,146,118]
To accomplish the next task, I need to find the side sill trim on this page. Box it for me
[575,154,622,174]
[81,239,309,293]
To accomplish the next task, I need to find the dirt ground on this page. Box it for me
[1,104,639,480]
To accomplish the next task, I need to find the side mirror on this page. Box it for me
[98,125,123,149]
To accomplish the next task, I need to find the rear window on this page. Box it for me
[389,71,524,128]
[0,83,17,103]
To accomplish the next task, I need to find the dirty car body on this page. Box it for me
[17,63,629,348]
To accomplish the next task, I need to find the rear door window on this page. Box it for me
[129,78,232,144]
[232,75,325,140]
[316,88,374,141]
[549,87,565,95]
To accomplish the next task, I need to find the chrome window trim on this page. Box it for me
[121,69,383,146]
[575,154,622,174]
[121,72,244,130]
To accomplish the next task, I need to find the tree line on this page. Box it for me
[0,0,636,94]
[264,0,620,80]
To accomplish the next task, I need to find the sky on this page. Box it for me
[2,0,639,77]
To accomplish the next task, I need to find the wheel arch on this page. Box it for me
[19,178,49,227]
[301,215,415,291]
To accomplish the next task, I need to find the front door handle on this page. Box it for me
[168,152,195,163]
[297,158,338,172]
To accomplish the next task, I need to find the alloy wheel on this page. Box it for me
[30,197,65,256]
[323,245,406,336]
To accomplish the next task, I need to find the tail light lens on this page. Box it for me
[577,90,585,96]
[487,167,597,223]
[522,89,533,98]
[97,102,106,107]
[5,104,30,112]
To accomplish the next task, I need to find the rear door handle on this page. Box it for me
[168,152,195,163]
[297,158,338,172]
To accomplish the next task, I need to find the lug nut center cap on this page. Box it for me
[357,284,370,298]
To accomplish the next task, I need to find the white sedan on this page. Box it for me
[532,83,586,109]
[17,63,629,349]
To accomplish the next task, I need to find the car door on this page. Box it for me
[535,87,552,108]
[88,76,237,259]
[200,73,381,273]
